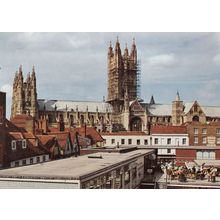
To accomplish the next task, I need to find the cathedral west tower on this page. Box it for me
[11,65,38,119]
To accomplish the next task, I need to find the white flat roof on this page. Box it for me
[0,149,154,181]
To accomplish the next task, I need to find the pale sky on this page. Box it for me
[1,32,220,117]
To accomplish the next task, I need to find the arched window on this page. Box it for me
[192,115,199,122]
[130,117,142,131]
[80,115,84,124]
[59,114,64,122]
[48,114,53,123]
[70,115,74,125]
[90,115,94,124]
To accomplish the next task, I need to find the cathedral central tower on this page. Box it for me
[107,38,138,113]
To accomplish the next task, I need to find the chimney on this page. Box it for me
[25,117,35,134]
[84,124,87,138]
[42,118,48,134]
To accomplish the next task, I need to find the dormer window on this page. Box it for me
[11,140,16,150]
[22,140,27,149]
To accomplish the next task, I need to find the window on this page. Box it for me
[182,138,186,145]
[128,139,132,145]
[217,137,220,144]
[30,158,33,164]
[202,137,207,144]
[121,139,125,145]
[125,171,130,185]
[194,128,198,134]
[216,128,220,134]
[22,140,27,149]
[193,115,199,122]
[194,137,198,144]
[137,139,140,145]
[15,161,19,167]
[103,139,106,144]
[202,128,207,134]
[167,138,171,145]
[196,150,216,160]
[36,157,40,163]
[167,149,171,153]
[144,139,148,145]
[11,140,16,150]
[154,138,158,145]
[22,160,26,165]
[111,139,115,144]
[43,155,46,162]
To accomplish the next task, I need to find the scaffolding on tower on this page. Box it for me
[124,58,141,101]
[136,59,141,100]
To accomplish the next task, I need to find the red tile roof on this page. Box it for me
[22,132,36,139]
[75,126,103,144]
[37,135,56,146]
[101,131,147,136]
[53,132,69,149]
[151,125,187,134]
[6,135,49,162]
[9,132,23,139]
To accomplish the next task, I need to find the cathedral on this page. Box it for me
[10,38,220,134]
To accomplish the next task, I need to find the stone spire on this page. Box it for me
[18,65,23,81]
[108,41,113,57]
[124,43,129,58]
[130,38,137,63]
[31,65,36,79]
[176,91,180,101]
[115,36,121,54]
[150,95,155,105]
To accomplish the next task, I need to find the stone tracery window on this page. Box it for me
[192,115,199,122]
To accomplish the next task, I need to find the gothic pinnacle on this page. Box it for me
[32,65,35,73]
[19,65,22,73]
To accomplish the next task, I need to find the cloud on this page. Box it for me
[0,84,12,97]
[196,80,220,101]
[1,32,220,116]
[147,53,177,67]
[213,54,220,65]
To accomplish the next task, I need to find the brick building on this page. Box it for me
[175,122,220,165]
[186,122,220,146]
[0,92,6,167]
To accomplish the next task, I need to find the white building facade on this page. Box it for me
[101,132,150,147]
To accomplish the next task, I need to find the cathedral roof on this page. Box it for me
[147,104,172,116]
[147,102,220,118]
[38,99,113,113]
[201,106,220,118]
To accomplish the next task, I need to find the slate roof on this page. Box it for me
[38,99,113,113]
[146,102,220,118]
[147,104,172,116]
[201,106,220,118]
[38,99,220,118]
